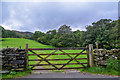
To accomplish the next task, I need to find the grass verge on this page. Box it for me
[2,70,33,79]
[82,66,119,76]
[82,57,120,76]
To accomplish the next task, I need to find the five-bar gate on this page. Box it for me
[26,45,89,70]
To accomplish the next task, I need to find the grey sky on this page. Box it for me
[1,2,118,33]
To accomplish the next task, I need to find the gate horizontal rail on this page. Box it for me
[28,47,87,50]
[29,58,87,61]
[29,53,87,56]
[29,63,87,66]
[31,67,86,70]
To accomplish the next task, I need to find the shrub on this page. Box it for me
[106,57,120,71]
[83,56,120,75]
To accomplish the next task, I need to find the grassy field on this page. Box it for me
[1,38,53,49]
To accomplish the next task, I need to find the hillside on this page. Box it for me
[12,30,33,37]
[0,26,33,38]
[1,38,53,49]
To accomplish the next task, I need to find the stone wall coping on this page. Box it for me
[94,49,106,51]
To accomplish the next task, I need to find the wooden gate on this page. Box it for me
[27,45,89,70]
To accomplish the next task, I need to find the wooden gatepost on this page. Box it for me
[89,44,94,67]
[86,45,90,67]
[25,44,29,70]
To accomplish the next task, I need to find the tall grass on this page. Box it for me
[83,57,120,76]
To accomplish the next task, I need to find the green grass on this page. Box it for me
[82,66,119,76]
[2,70,32,79]
[1,38,53,49]
[82,57,120,76]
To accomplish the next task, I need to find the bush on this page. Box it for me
[106,57,120,71]
[83,57,120,76]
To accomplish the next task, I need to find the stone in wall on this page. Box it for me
[94,49,120,67]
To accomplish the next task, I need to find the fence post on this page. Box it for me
[19,46,21,49]
[95,42,98,49]
[86,45,90,67]
[89,44,94,67]
[25,44,28,70]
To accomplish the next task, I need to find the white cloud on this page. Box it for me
[72,27,86,31]
[1,24,11,30]
[1,19,23,30]
[1,2,118,32]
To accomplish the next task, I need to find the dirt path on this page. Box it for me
[22,71,119,78]
[21,68,119,78]
[33,64,80,74]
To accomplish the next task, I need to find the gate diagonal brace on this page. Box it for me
[70,49,86,68]
[29,50,44,69]
[59,49,86,70]
[29,50,59,69]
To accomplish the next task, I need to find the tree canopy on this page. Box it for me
[1,18,119,49]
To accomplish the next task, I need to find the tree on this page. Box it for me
[31,31,44,40]
[57,34,76,47]
[0,26,8,38]
[46,30,56,35]
[73,30,85,47]
[57,25,72,36]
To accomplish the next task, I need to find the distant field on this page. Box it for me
[1,38,87,70]
[1,38,53,49]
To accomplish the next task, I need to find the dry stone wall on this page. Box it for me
[0,48,26,72]
[94,49,120,66]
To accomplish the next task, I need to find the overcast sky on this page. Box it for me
[1,1,118,33]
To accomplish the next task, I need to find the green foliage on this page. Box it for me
[46,30,56,35]
[9,69,17,75]
[106,57,120,71]
[31,31,44,40]
[83,19,119,49]
[84,67,105,73]
[2,70,32,79]
[0,26,8,38]
[57,25,72,36]
[6,30,18,38]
